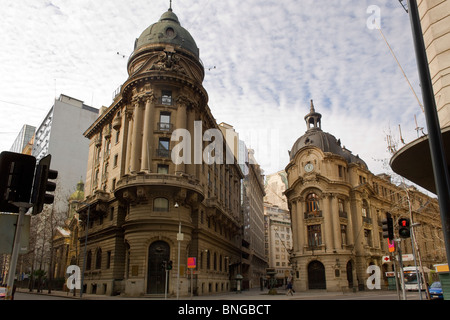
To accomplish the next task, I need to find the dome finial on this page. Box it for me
[304,99,322,131]
[169,0,173,11]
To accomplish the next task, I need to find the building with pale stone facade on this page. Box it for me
[76,7,243,297]
[285,101,446,291]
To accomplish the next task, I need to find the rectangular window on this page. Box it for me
[340,224,347,246]
[157,138,170,158]
[157,164,169,174]
[161,90,172,105]
[364,229,373,247]
[307,225,322,248]
[154,197,169,212]
[159,112,172,131]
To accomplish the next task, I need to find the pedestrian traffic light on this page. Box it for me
[398,217,411,238]
[381,212,394,241]
[31,154,58,215]
[0,151,36,213]
[167,260,173,270]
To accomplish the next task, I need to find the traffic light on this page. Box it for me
[161,261,167,270]
[381,212,394,241]
[167,260,173,270]
[31,154,58,215]
[398,217,411,238]
[0,151,36,213]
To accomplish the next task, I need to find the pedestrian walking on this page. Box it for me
[286,281,294,296]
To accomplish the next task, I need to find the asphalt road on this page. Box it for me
[11,289,427,300]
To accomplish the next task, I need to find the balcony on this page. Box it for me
[157,122,173,132]
[155,148,171,159]
[362,216,372,224]
[304,210,322,219]
[338,211,348,218]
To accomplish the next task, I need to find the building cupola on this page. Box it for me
[304,99,322,131]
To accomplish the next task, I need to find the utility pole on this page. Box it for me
[396,239,407,300]
[407,0,450,268]
[5,203,32,300]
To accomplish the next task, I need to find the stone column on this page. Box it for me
[345,198,354,245]
[140,94,156,172]
[175,96,188,174]
[124,107,134,175]
[331,196,341,251]
[322,194,333,251]
[130,98,143,173]
[297,199,305,253]
[186,106,196,176]
[290,200,299,253]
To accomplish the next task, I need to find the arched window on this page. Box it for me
[86,250,92,270]
[153,197,169,212]
[206,251,211,270]
[362,200,369,217]
[306,193,320,213]
[95,248,102,269]
[362,200,371,223]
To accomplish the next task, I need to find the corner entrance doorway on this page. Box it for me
[308,260,326,289]
[147,241,170,294]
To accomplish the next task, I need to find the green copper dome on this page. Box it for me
[134,9,199,59]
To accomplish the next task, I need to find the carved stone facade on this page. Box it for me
[76,8,243,297]
[285,102,446,292]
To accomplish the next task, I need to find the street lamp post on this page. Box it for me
[80,203,91,298]
[175,202,182,300]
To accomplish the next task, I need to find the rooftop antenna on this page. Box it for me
[399,124,405,144]
[414,114,425,137]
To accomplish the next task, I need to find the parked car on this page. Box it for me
[0,287,6,299]
[429,281,443,299]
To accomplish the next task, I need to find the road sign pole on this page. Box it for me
[396,239,407,300]
[5,203,31,300]
[165,269,169,300]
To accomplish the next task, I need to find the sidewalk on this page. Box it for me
[16,286,403,300]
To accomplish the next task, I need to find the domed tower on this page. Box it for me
[284,101,375,293]
[80,6,243,297]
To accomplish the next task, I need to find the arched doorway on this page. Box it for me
[308,260,326,289]
[346,260,354,288]
[147,241,170,294]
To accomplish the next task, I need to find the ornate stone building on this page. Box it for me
[285,101,446,291]
[77,7,243,297]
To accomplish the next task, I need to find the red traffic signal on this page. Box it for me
[398,217,411,238]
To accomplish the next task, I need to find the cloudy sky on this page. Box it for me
[0,0,426,181]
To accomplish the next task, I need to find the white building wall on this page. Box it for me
[32,94,99,213]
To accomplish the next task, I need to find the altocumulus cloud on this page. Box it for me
[0,0,425,177]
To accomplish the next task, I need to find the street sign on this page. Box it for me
[187,257,196,269]
[382,256,392,263]
[388,238,395,252]
[0,213,30,254]
[401,254,414,261]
